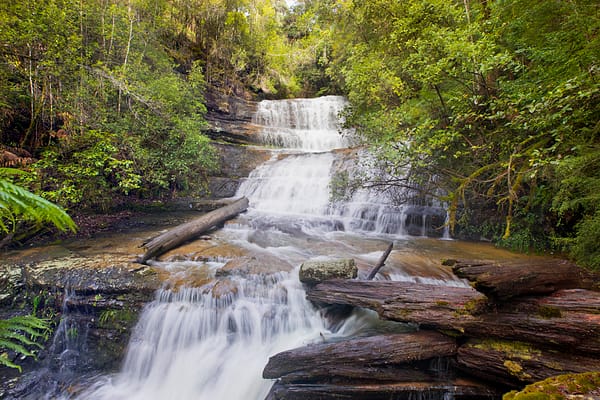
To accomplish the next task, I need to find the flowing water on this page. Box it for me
[8,96,537,399]
[65,95,469,400]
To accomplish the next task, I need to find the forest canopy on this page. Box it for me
[1,0,598,268]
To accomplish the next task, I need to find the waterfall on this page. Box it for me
[253,96,348,151]
[76,263,328,400]
[240,96,448,238]
[56,96,461,400]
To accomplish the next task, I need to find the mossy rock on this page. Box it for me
[503,372,600,400]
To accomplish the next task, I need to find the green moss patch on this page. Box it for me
[503,372,600,400]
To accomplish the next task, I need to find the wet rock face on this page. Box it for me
[0,254,160,378]
[204,90,260,145]
[206,143,272,198]
[299,259,357,285]
[217,254,294,277]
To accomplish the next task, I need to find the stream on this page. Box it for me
[2,96,549,399]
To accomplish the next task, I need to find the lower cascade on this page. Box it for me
[77,267,328,400]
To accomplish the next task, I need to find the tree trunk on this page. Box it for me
[457,338,600,387]
[461,289,600,355]
[263,332,457,382]
[449,259,599,300]
[137,197,248,264]
[308,281,600,355]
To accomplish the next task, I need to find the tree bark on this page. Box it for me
[450,259,599,300]
[457,339,600,387]
[461,289,600,355]
[263,332,457,382]
[137,197,248,264]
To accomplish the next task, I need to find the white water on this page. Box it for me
[242,96,447,237]
[254,96,349,151]
[71,96,458,400]
[78,264,328,400]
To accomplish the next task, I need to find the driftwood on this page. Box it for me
[450,259,599,300]
[266,380,500,400]
[366,242,394,280]
[137,197,249,264]
[457,339,600,387]
[306,280,488,329]
[263,332,457,382]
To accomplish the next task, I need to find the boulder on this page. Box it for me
[299,258,357,285]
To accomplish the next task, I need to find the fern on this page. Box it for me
[0,315,50,372]
[0,168,77,235]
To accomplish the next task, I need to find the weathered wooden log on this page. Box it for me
[306,280,488,329]
[263,332,457,382]
[457,338,600,387]
[461,289,600,354]
[366,242,394,280]
[265,380,500,400]
[137,197,249,264]
[450,259,599,300]
[307,282,600,354]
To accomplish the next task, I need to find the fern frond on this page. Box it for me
[0,176,77,234]
[0,315,51,371]
[0,338,34,358]
[0,353,22,372]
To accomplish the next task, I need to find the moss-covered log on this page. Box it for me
[138,196,248,264]
[457,339,600,387]
[460,289,600,355]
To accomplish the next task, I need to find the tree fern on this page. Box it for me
[0,315,50,371]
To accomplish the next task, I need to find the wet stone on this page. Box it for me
[299,258,357,285]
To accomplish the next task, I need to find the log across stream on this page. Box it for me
[263,259,600,399]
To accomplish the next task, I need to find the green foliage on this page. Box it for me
[0,315,50,371]
[323,0,599,266]
[0,168,76,236]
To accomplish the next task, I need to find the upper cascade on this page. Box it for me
[253,95,349,152]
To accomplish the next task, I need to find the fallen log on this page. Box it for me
[306,280,488,329]
[450,259,599,300]
[366,242,394,280]
[266,380,500,400]
[137,197,249,264]
[263,331,457,382]
[187,197,240,212]
[307,282,600,354]
[457,338,600,387]
[461,289,600,355]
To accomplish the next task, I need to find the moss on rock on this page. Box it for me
[503,372,600,400]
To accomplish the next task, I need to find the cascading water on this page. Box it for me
[54,95,466,400]
[239,96,448,237]
[77,263,328,400]
[254,96,349,151]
